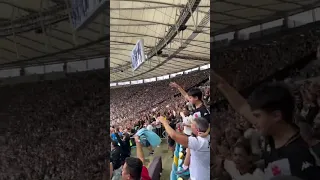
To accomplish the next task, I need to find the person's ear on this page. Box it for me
[271,110,282,122]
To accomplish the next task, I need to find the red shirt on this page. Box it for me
[141,166,151,180]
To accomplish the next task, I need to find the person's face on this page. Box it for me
[191,122,199,135]
[188,95,198,104]
[121,163,131,180]
[183,108,190,116]
[233,147,251,170]
[252,109,280,135]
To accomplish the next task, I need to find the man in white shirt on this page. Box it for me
[157,116,210,180]
[181,105,192,136]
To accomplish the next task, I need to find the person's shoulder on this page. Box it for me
[286,135,310,151]
[198,104,209,111]
[189,135,209,145]
[141,166,151,180]
[274,135,311,159]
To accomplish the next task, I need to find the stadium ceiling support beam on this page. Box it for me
[115,9,210,81]
[0,35,108,69]
[50,0,66,5]
[40,0,50,53]
[111,17,180,27]
[110,0,202,74]
[222,1,277,12]
[116,0,189,7]
[110,53,209,74]
[110,31,208,44]
[147,0,201,60]
[10,6,19,59]
[110,4,209,11]
[188,4,198,30]
[212,0,320,36]
[277,0,303,7]
[0,4,68,37]
[0,2,37,13]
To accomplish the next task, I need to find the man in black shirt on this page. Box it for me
[213,72,320,180]
[115,129,131,163]
[167,117,177,158]
[110,140,122,171]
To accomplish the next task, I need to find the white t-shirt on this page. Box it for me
[223,160,264,180]
[188,135,210,180]
[183,115,192,136]
[146,124,153,131]
[244,128,261,155]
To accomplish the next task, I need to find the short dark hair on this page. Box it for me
[124,157,143,180]
[111,140,118,147]
[232,139,252,155]
[248,82,295,123]
[188,88,203,100]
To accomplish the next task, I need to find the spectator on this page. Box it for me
[158,116,210,180]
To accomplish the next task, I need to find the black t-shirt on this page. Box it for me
[192,104,210,124]
[263,134,320,180]
[139,120,144,127]
[167,120,176,145]
[311,142,320,158]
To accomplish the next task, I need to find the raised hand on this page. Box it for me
[156,116,168,125]
[169,82,180,88]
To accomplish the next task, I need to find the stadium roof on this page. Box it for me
[110,0,210,82]
[212,0,320,36]
[0,0,109,70]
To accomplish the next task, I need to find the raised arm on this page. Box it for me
[109,162,113,180]
[169,82,189,101]
[212,71,257,125]
[158,116,189,147]
[134,136,145,164]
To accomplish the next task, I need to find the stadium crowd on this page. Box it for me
[110,70,209,125]
[0,71,108,180]
[110,70,211,180]
[211,24,320,180]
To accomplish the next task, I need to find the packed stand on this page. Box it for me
[110,69,209,125]
[211,24,320,180]
[110,72,211,180]
[212,26,320,92]
[0,71,108,180]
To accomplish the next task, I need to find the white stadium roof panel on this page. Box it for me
[0,0,109,70]
[110,0,210,82]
